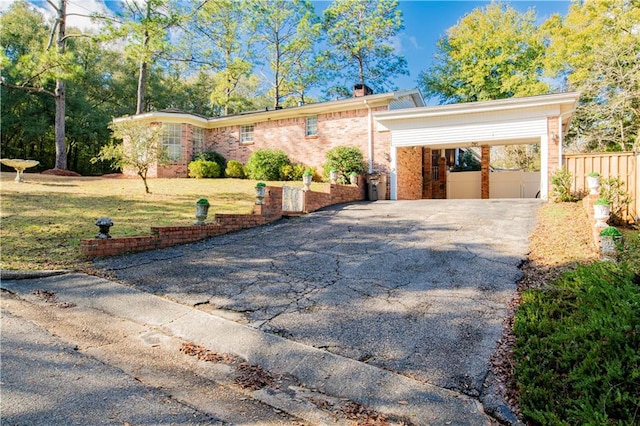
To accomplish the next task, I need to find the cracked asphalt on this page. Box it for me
[96,199,540,406]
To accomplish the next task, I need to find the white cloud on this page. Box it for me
[0,0,113,32]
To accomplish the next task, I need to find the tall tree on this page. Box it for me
[418,2,549,104]
[99,0,183,114]
[543,0,640,152]
[193,0,257,115]
[1,0,80,170]
[253,0,322,108]
[322,0,408,94]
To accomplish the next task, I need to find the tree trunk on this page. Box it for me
[54,0,68,170]
[137,59,147,115]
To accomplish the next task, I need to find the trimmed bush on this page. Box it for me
[188,160,220,178]
[245,149,291,181]
[194,151,226,175]
[225,160,245,179]
[280,163,311,181]
[323,146,366,184]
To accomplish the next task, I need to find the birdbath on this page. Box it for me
[1,159,39,182]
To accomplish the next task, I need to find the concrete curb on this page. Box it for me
[1,269,71,280]
[1,272,491,425]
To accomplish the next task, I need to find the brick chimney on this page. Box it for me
[353,83,373,97]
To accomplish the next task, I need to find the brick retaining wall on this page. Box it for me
[81,182,365,259]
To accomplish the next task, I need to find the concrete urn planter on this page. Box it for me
[255,184,266,205]
[195,199,210,225]
[587,175,600,195]
[302,173,312,191]
[593,203,611,228]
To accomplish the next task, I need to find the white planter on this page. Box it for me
[195,204,209,225]
[255,185,266,205]
[587,176,600,195]
[302,174,312,191]
[350,174,358,185]
[593,204,610,228]
[330,170,338,184]
[600,235,622,260]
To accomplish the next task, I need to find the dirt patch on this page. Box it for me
[41,168,82,177]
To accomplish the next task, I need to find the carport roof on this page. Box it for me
[374,92,580,123]
[373,92,580,150]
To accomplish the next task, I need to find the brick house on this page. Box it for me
[113,85,425,199]
[113,89,580,201]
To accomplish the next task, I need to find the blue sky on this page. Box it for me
[6,0,571,92]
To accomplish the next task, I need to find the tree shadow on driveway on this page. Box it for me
[95,199,541,398]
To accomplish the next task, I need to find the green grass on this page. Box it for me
[514,206,640,425]
[0,172,315,270]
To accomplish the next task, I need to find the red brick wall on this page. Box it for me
[396,146,423,200]
[206,106,391,175]
[81,183,366,258]
[481,145,490,199]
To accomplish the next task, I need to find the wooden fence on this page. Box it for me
[563,152,639,222]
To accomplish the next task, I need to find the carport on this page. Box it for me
[373,92,580,200]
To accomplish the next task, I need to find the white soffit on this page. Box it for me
[375,92,579,148]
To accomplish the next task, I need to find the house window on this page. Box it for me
[306,116,318,136]
[192,126,204,156]
[240,124,254,143]
[162,123,182,161]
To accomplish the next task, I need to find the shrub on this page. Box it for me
[225,160,245,179]
[600,177,633,225]
[514,262,640,425]
[280,163,310,181]
[188,160,220,178]
[245,149,291,181]
[550,168,577,202]
[194,151,226,175]
[323,146,366,183]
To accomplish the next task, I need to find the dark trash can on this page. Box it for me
[367,174,380,201]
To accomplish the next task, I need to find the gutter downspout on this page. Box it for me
[364,99,373,173]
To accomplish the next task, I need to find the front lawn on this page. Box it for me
[0,172,301,270]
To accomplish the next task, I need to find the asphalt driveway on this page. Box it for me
[96,199,540,403]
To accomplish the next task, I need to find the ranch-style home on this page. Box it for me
[113,85,579,201]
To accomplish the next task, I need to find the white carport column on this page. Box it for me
[540,134,549,200]
[390,145,397,200]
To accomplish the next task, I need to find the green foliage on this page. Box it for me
[600,177,633,225]
[550,168,578,202]
[93,121,168,193]
[419,2,548,103]
[253,0,322,108]
[280,163,310,181]
[196,198,210,206]
[514,262,640,425]
[225,160,246,179]
[600,226,622,238]
[322,146,366,184]
[322,0,407,93]
[188,160,221,179]
[543,2,640,151]
[194,151,227,174]
[245,149,291,181]
[454,150,481,171]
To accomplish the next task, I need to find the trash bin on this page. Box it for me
[367,174,380,201]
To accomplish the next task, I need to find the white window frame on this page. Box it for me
[240,124,254,143]
[162,123,182,161]
[192,126,205,156]
[306,115,318,136]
